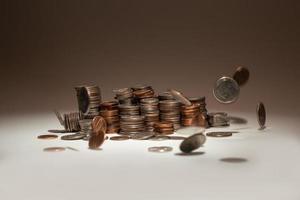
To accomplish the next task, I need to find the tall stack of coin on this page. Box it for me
[159,100,181,129]
[208,112,230,127]
[153,122,174,135]
[132,85,155,101]
[63,112,83,132]
[75,85,102,118]
[79,119,93,135]
[188,96,209,127]
[181,104,201,126]
[119,115,145,134]
[100,101,120,133]
[140,98,160,131]
[113,87,137,105]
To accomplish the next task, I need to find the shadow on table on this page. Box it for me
[175,151,205,156]
[229,116,248,124]
[219,157,248,163]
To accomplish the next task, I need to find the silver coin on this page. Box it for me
[206,132,233,137]
[257,102,266,129]
[148,146,173,153]
[61,133,86,140]
[179,133,206,153]
[130,132,155,140]
[213,77,240,104]
[168,89,192,106]
[110,135,131,141]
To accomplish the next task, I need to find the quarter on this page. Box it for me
[213,76,240,104]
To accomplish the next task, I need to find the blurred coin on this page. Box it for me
[37,134,58,140]
[89,131,105,149]
[54,110,64,125]
[213,77,240,104]
[168,136,186,140]
[61,133,86,140]
[65,147,79,151]
[206,132,233,137]
[92,116,107,133]
[257,102,266,129]
[43,147,66,152]
[168,89,192,106]
[48,129,70,133]
[148,146,173,153]
[180,133,206,153]
[150,135,169,141]
[131,132,155,140]
[233,66,250,86]
[76,87,90,114]
[110,135,131,141]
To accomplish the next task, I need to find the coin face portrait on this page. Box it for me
[213,77,240,104]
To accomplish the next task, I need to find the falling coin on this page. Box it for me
[257,102,266,129]
[180,133,206,153]
[43,147,66,152]
[232,66,250,86]
[168,89,192,106]
[206,132,233,137]
[89,131,105,149]
[110,135,131,141]
[61,133,86,140]
[37,134,58,140]
[213,76,240,104]
[148,146,173,153]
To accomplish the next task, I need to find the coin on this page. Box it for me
[110,135,131,141]
[257,102,266,129]
[48,129,70,133]
[43,147,66,152]
[213,77,240,104]
[54,110,64,125]
[61,133,86,140]
[206,132,233,137]
[89,131,105,149]
[130,132,155,140]
[180,133,206,153]
[37,134,58,140]
[150,135,169,141]
[92,116,107,133]
[168,89,192,106]
[148,146,173,153]
[233,66,250,86]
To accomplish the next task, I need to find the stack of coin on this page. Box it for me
[158,92,176,101]
[208,112,230,127]
[113,87,137,105]
[188,97,209,127]
[159,100,181,129]
[63,112,83,132]
[140,98,160,131]
[181,104,201,126]
[132,85,155,100]
[153,122,174,135]
[119,115,145,134]
[75,85,102,118]
[79,119,93,135]
[119,105,140,116]
[100,101,120,133]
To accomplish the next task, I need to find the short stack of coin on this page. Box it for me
[208,112,230,127]
[188,96,209,127]
[119,115,145,134]
[63,112,83,132]
[154,122,174,135]
[113,87,137,105]
[181,104,201,126]
[140,98,160,131]
[159,100,181,129]
[132,85,155,100]
[100,101,120,133]
[79,119,93,135]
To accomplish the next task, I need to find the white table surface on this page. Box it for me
[0,111,299,200]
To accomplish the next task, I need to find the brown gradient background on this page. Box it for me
[1,0,300,116]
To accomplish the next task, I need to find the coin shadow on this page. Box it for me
[229,116,248,124]
[175,151,205,156]
[219,157,248,163]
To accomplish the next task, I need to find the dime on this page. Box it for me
[89,131,105,149]
[233,66,250,86]
[180,133,206,153]
[110,135,131,141]
[61,133,86,140]
[43,147,66,152]
[92,116,107,133]
[213,76,240,104]
[37,134,58,140]
[148,146,173,153]
[168,89,192,106]
[206,132,233,137]
[257,102,266,129]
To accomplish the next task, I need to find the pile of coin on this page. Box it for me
[132,85,155,100]
[154,122,174,135]
[140,98,160,131]
[113,87,137,105]
[181,104,201,126]
[63,112,83,132]
[100,101,120,133]
[79,119,93,135]
[188,97,209,127]
[120,115,145,134]
[159,100,181,129]
[208,112,230,127]
[75,85,102,118]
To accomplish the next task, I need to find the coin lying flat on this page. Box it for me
[206,132,233,137]
[43,147,66,152]
[150,135,170,141]
[61,133,86,140]
[89,131,105,149]
[213,77,240,104]
[148,146,173,153]
[257,102,266,129]
[130,132,155,140]
[180,133,206,153]
[37,134,58,140]
[110,135,131,141]
[168,136,186,140]
[233,66,250,86]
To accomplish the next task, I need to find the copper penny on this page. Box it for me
[89,131,105,149]
[43,147,66,152]
[37,134,58,140]
[92,116,107,133]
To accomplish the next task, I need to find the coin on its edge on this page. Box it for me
[37,134,58,140]
[206,132,233,137]
[148,146,173,153]
[89,131,105,149]
[180,133,206,153]
[92,116,107,133]
[257,102,266,129]
[43,147,66,152]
